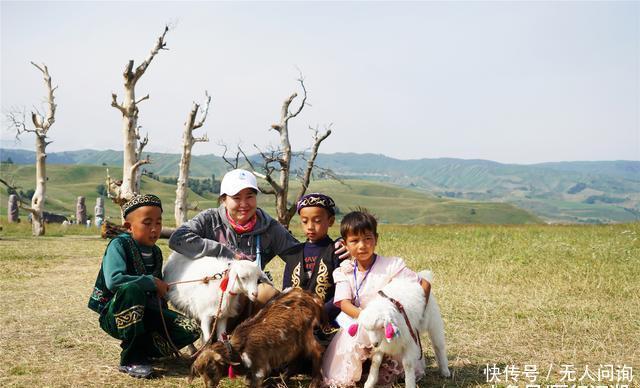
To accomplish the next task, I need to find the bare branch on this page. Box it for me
[219,142,239,169]
[133,25,169,83]
[123,60,134,82]
[193,134,209,143]
[0,178,36,214]
[294,124,333,204]
[136,126,149,154]
[287,75,307,120]
[131,155,151,177]
[30,62,45,74]
[111,93,126,115]
[238,146,257,172]
[6,110,34,136]
[105,168,121,200]
[193,91,212,130]
[259,185,276,195]
[30,61,56,132]
[249,145,282,194]
[135,94,150,105]
[31,111,43,129]
[253,144,278,165]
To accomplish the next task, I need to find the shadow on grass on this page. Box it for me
[151,356,492,387]
[420,362,491,387]
[153,356,192,379]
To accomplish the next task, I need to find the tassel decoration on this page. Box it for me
[220,276,229,292]
[385,323,396,340]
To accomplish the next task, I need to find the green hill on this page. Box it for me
[0,164,540,225]
[298,179,540,225]
[2,148,637,223]
[0,164,212,222]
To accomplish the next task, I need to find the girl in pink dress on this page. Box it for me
[322,210,430,387]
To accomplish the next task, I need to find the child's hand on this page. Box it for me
[334,239,350,260]
[155,278,169,298]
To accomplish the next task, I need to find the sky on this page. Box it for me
[1,1,638,164]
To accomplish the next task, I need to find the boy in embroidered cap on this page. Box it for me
[88,194,199,379]
[280,193,341,336]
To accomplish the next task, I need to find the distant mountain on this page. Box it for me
[1,148,638,223]
[0,164,540,225]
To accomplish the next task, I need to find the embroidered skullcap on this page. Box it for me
[122,194,163,218]
[296,193,336,216]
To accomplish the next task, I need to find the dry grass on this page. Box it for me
[0,223,638,387]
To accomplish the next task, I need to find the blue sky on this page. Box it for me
[1,1,638,164]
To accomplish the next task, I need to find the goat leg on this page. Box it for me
[363,351,384,388]
[200,314,213,343]
[402,355,417,388]
[250,369,266,388]
[428,324,450,377]
[427,299,451,377]
[216,317,228,341]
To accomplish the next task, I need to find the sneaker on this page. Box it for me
[118,364,153,379]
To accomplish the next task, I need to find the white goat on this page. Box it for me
[354,270,450,388]
[163,252,271,342]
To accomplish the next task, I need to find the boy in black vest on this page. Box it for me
[281,193,341,331]
[88,194,199,379]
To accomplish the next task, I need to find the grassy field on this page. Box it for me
[0,164,541,226]
[0,221,638,387]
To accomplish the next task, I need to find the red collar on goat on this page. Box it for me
[221,333,240,378]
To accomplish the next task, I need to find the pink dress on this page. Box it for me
[321,255,425,387]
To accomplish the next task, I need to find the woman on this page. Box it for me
[169,168,299,305]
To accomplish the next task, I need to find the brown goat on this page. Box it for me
[190,288,325,388]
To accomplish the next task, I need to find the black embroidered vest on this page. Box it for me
[281,242,338,304]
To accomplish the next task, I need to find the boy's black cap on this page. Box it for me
[122,194,162,218]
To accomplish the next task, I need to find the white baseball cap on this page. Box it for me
[220,169,259,196]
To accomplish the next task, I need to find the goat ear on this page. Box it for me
[213,351,223,363]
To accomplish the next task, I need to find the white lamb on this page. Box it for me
[354,270,450,388]
[163,252,271,342]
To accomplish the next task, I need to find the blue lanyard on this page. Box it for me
[255,234,262,269]
[353,255,377,307]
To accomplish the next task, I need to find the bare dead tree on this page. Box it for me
[239,75,332,228]
[175,91,211,225]
[133,125,149,192]
[107,26,169,208]
[4,62,57,236]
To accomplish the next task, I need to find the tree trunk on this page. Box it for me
[31,134,47,236]
[175,137,192,225]
[121,86,139,200]
[108,26,168,209]
[175,94,210,226]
